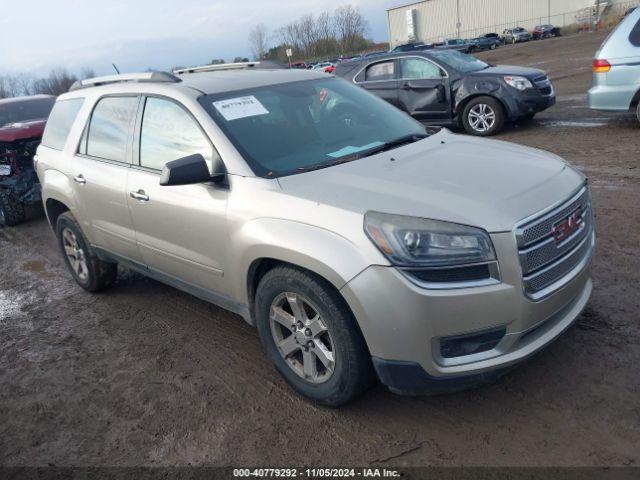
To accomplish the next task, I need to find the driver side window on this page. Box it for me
[400,58,443,80]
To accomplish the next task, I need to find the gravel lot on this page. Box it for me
[1,31,639,468]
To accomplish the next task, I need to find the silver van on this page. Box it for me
[588,8,640,123]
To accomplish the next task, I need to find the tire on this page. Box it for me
[56,212,117,292]
[255,266,374,406]
[0,189,26,227]
[462,96,505,136]
[636,103,640,125]
[490,43,497,50]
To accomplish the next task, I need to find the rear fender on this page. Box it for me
[41,169,77,227]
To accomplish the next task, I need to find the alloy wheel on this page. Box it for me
[269,292,336,384]
[468,103,496,133]
[62,227,89,281]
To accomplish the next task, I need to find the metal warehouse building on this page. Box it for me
[387,0,633,48]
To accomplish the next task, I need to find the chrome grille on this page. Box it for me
[515,186,594,300]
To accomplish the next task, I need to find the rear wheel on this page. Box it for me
[636,103,640,125]
[56,212,117,292]
[255,266,374,406]
[0,190,26,227]
[462,96,505,136]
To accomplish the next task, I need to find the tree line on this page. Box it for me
[249,5,375,63]
[0,68,96,99]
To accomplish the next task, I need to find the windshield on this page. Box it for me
[200,77,427,177]
[0,97,55,128]
[429,50,489,73]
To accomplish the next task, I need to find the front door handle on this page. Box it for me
[130,190,149,202]
[73,174,86,184]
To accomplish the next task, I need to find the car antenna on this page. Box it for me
[112,63,121,74]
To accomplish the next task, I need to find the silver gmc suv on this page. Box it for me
[36,65,595,406]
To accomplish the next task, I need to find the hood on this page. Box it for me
[472,65,546,79]
[0,119,47,143]
[277,130,585,233]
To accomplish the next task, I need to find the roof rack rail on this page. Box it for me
[68,71,181,92]
[173,62,260,75]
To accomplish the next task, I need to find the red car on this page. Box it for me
[0,95,55,226]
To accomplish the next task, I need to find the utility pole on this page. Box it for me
[548,0,551,24]
[595,0,600,32]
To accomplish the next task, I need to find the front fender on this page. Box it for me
[230,217,382,306]
[453,79,513,116]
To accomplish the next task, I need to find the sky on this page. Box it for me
[0,0,401,77]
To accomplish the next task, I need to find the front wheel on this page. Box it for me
[462,96,505,136]
[636,103,640,125]
[0,190,26,227]
[255,266,374,406]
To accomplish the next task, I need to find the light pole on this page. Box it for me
[548,0,551,24]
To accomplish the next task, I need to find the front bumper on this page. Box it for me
[505,90,556,119]
[340,231,593,395]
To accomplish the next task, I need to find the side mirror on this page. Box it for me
[159,154,223,186]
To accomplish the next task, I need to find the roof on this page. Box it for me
[0,94,55,105]
[178,68,328,94]
[386,0,426,12]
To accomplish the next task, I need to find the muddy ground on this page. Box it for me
[1,31,639,468]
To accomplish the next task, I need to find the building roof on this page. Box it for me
[386,0,427,12]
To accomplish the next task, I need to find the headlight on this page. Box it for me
[364,211,496,268]
[504,76,533,91]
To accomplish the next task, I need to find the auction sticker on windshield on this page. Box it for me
[213,96,269,121]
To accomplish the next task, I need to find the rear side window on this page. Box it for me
[85,96,138,163]
[630,18,640,47]
[364,61,395,81]
[41,99,84,151]
[139,97,215,171]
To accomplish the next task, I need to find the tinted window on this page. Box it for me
[401,58,442,79]
[140,97,214,171]
[201,77,426,177]
[86,96,138,162]
[630,18,640,46]
[365,61,395,81]
[40,98,83,151]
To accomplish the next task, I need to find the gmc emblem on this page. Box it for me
[552,208,583,244]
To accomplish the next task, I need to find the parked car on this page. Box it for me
[532,24,563,39]
[470,36,502,51]
[37,67,593,406]
[0,94,55,227]
[290,61,308,70]
[439,39,475,53]
[391,42,435,52]
[312,62,335,74]
[588,7,640,123]
[502,27,532,44]
[335,50,555,136]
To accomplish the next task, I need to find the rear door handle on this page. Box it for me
[73,174,86,184]
[130,190,149,202]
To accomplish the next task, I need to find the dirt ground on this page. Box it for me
[1,31,639,468]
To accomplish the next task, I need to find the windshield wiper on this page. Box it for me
[295,133,429,174]
[353,133,429,159]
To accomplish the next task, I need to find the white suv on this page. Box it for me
[36,65,594,405]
